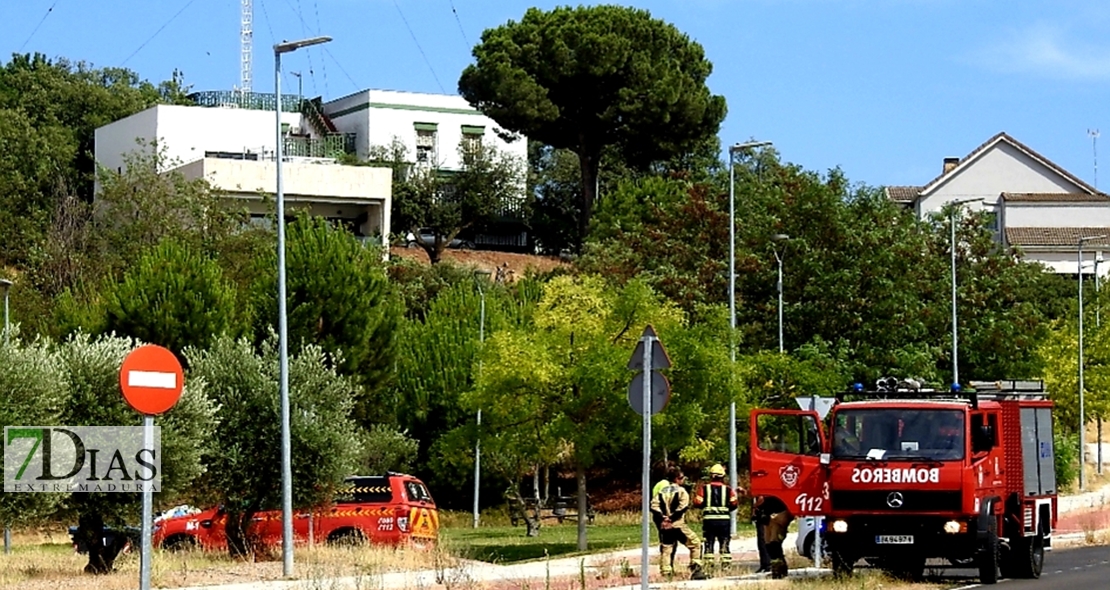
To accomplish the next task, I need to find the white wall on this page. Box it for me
[918,142,1085,216]
[1022,250,1110,276]
[95,104,304,174]
[1005,203,1110,227]
[325,89,527,170]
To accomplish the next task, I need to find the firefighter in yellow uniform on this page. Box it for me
[693,464,739,572]
[650,468,707,580]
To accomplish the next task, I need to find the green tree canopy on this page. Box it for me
[459,5,726,244]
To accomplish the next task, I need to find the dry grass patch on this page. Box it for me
[0,539,444,590]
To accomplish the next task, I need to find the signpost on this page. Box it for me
[794,394,836,568]
[120,345,184,590]
[628,325,671,590]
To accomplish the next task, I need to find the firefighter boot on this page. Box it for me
[690,562,708,581]
[767,540,788,579]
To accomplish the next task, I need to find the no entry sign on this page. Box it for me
[119,345,184,415]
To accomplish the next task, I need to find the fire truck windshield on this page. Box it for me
[832,408,965,461]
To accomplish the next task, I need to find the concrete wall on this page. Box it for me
[95,104,305,174]
[174,158,392,243]
[1005,203,1110,227]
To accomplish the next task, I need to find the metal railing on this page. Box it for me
[188,90,303,113]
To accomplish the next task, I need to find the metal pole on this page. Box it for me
[727,151,738,537]
[3,279,11,554]
[951,207,959,388]
[640,332,653,590]
[473,284,485,529]
[776,251,784,353]
[275,49,294,577]
[1098,254,1104,475]
[1079,241,1087,491]
[139,414,153,590]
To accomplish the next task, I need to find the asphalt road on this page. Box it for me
[926,545,1110,589]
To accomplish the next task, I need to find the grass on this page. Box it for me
[439,510,759,564]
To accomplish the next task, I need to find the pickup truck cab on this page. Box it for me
[153,473,437,550]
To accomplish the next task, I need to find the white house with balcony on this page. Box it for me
[94,91,392,244]
[323,88,527,170]
[885,132,1110,276]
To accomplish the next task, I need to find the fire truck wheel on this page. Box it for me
[830,550,855,578]
[1006,532,1045,579]
[977,519,1001,585]
[884,557,926,581]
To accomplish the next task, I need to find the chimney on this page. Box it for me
[943,157,959,174]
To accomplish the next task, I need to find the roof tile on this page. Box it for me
[1006,227,1110,247]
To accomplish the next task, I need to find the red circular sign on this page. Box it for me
[119,345,185,415]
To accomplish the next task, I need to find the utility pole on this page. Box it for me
[1089,129,1100,189]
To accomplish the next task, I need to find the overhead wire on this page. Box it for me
[447,0,470,49]
[282,0,318,96]
[19,0,64,52]
[392,0,446,93]
[121,0,200,66]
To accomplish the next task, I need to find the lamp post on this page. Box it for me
[1098,252,1105,475]
[727,140,772,536]
[274,34,332,578]
[1,277,10,555]
[473,269,491,528]
[1078,234,1106,491]
[949,197,983,389]
[770,234,790,353]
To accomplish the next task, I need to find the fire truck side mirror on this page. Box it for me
[819,453,831,466]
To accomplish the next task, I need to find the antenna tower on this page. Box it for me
[1090,129,1100,190]
[240,0,253,93]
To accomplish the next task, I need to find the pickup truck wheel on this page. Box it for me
[161,534,197,552]
[327,528,366,547]
[830,551,855,577]
[1007,532,1044,579]
[977,519,1001,584]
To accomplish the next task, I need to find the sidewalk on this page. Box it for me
[172,484,1110,590]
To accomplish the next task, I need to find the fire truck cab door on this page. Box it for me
[750,409,829,516]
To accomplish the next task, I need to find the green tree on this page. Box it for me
[459,5,726,244]
[57,334,216,574]
[251,217,398,424]
[102,239,242,355]
[0,338,66,533]
[0,53,193,267]
[185,334,362,557]
[372,138,525,263]
[469,275,682,549]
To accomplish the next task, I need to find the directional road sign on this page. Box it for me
[120,344,184,416]
[795,396,837,420]
[628,370,670,415]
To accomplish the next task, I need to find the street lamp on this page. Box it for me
[1,277,11,556]
[727,140,772,536]
[274,34,331,578]
[770,234,790,353]
[473,269,491,529]
[949,197,983,389]
[1098,252,1105,476]
[1078,234,1106,491]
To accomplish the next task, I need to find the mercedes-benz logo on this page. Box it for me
[886,492,905,508]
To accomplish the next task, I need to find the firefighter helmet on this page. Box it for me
[709,463,726,478]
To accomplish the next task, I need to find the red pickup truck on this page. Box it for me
[153,473,438,550]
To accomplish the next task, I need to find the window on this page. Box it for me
[414,122,438,163]
[461,125,484,152]
[757,413,822,456]
[833,409,965,460]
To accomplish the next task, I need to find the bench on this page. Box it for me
[507,495,596,526]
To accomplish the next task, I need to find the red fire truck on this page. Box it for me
[750,380,1056,584]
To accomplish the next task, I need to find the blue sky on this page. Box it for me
[6,0,1110,188]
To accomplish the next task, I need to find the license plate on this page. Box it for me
[875,535,914,545]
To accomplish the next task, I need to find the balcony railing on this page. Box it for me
[283,134,357,159]
[188,91,303,113]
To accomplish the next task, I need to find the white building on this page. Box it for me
[886,132,1110,276]
[94,92,393,244]
[323,89,527,170]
